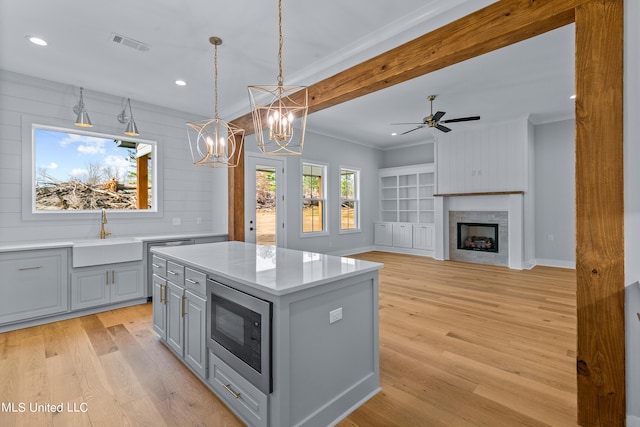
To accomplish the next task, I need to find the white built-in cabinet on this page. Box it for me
[71,262,143,310]
[0,249,69,325]
[152,255,208,379]
[376,163,436,255]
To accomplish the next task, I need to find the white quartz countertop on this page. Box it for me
[151,241,383,296]
[0,233,227,253]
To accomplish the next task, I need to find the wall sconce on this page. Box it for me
[117,98,140,136]
[73,87,93,127]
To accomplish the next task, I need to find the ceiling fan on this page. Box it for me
[392,95,480,134]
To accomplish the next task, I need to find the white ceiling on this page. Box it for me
[0,0,575,150]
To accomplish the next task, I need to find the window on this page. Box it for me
[302,162,326,234]
[340,167,360,232]
[31,125,156,212]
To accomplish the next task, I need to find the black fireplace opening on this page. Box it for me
[457,222,499,253]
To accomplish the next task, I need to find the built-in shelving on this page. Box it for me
[376,163,437,256]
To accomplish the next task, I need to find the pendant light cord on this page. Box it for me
[214,43,219,121]
[277,0,284,87]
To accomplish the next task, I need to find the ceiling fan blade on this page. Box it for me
[401,126,424,135]
[436,124,452,133]
[432,111,446,122]
[441,116,480,123]
[391,122,425,125]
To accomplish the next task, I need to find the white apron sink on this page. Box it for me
[73,237,143,268]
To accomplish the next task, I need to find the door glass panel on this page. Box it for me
[255,165,277,245]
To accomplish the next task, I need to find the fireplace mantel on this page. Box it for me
[434,191,524,197]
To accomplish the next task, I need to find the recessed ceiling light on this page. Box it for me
[26,35,47,46]
[175,80,187,86]
[391,132,397,136]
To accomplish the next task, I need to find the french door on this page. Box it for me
[244,153,285,246]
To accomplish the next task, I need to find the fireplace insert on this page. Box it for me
[457,222,499,253]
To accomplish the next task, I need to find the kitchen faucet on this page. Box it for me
[100,208,111,239]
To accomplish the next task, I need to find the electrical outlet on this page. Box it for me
[196,216,202,225]
[548,234,554,241]
[329,307,343,324]
[172,217,181,226]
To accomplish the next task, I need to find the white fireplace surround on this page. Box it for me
[434,193,525,269]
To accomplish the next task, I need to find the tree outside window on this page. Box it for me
[340,168,359,231]
[302,163,326,233]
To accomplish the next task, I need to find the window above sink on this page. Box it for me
[21,118,163,221]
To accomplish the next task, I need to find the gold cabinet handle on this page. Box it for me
[18,266,42,271]
[111,270,115,284]
[222,383,241,399]
[181,295,186,317]
[160,284,165,304]
[106,271,110,285]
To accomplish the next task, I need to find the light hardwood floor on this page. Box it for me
[0,252,577,426]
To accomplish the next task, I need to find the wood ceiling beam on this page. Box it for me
[230,0,587,133]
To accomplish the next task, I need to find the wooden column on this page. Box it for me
[228,133,245,241]
[575,1,625,425]
[136,154,148,209]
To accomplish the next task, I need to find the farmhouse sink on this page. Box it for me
[72,237,143,268]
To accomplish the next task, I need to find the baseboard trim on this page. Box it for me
[534,258,576,269]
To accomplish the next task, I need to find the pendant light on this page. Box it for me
[118,98,140,136]
[73,87,92,128]
[186,37,244,168]
[248,0,308,155]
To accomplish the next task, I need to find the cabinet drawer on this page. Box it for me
[185,268,206,296]
[166,261,184,285]
[208,351,268,427]
[0,249,69,324]
[151,255,166,278]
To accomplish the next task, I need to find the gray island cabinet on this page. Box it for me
[150,241,382,427]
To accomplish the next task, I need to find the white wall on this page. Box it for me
[625,0,640,423]
[533,119,575,267]
[379,142,434,168]
[0,71,227,244]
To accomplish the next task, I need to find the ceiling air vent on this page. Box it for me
[110,33,151,53]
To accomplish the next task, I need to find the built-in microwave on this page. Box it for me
[206,278,272,394]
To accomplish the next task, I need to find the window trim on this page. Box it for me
[300,160,329,237]
[338,165,361,234]
[21,116,163,221]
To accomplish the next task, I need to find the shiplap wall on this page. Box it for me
[0,71,227,244]
[435,117,529,194]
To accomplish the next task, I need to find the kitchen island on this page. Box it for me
[150,241,382,427]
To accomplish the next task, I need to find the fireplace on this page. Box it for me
[457,222,499,253]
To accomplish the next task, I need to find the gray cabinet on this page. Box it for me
[71,262,143,310]
[0,249,69,325]
[152,256,208,379]
[152,274,167,340]
[208,351,268,427]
